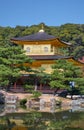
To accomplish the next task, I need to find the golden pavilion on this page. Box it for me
[11,28,73,73]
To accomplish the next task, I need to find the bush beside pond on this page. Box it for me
[20,98,27,105]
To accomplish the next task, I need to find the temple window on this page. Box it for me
[44,47,48,52]
[26,47,30,53]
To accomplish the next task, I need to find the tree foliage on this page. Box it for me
[0,45,32,88]
[49,59,84,93]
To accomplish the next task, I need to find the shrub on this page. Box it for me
[20,98,27,105]
[32,91,42,99]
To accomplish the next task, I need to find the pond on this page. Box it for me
[0,104,84,130]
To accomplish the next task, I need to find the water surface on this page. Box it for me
[0,104,84,130]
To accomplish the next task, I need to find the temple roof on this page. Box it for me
[11,30,71,46]
[29,55,71,60]
[11,30,55,41]
[29,55,84,66]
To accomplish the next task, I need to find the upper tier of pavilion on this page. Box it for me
[11,29,71,47]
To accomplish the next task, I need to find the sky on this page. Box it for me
[0,0,84,27]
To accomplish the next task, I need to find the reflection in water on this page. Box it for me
[0,103,84,115]
[0,104,84,130]
[0,111,84,130]
[5,104,17,113]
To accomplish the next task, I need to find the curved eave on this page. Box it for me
[10,38,71,47]
[68,58,84,66]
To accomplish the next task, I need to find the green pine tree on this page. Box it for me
[50,59,84,95]
[0,44,33,90]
